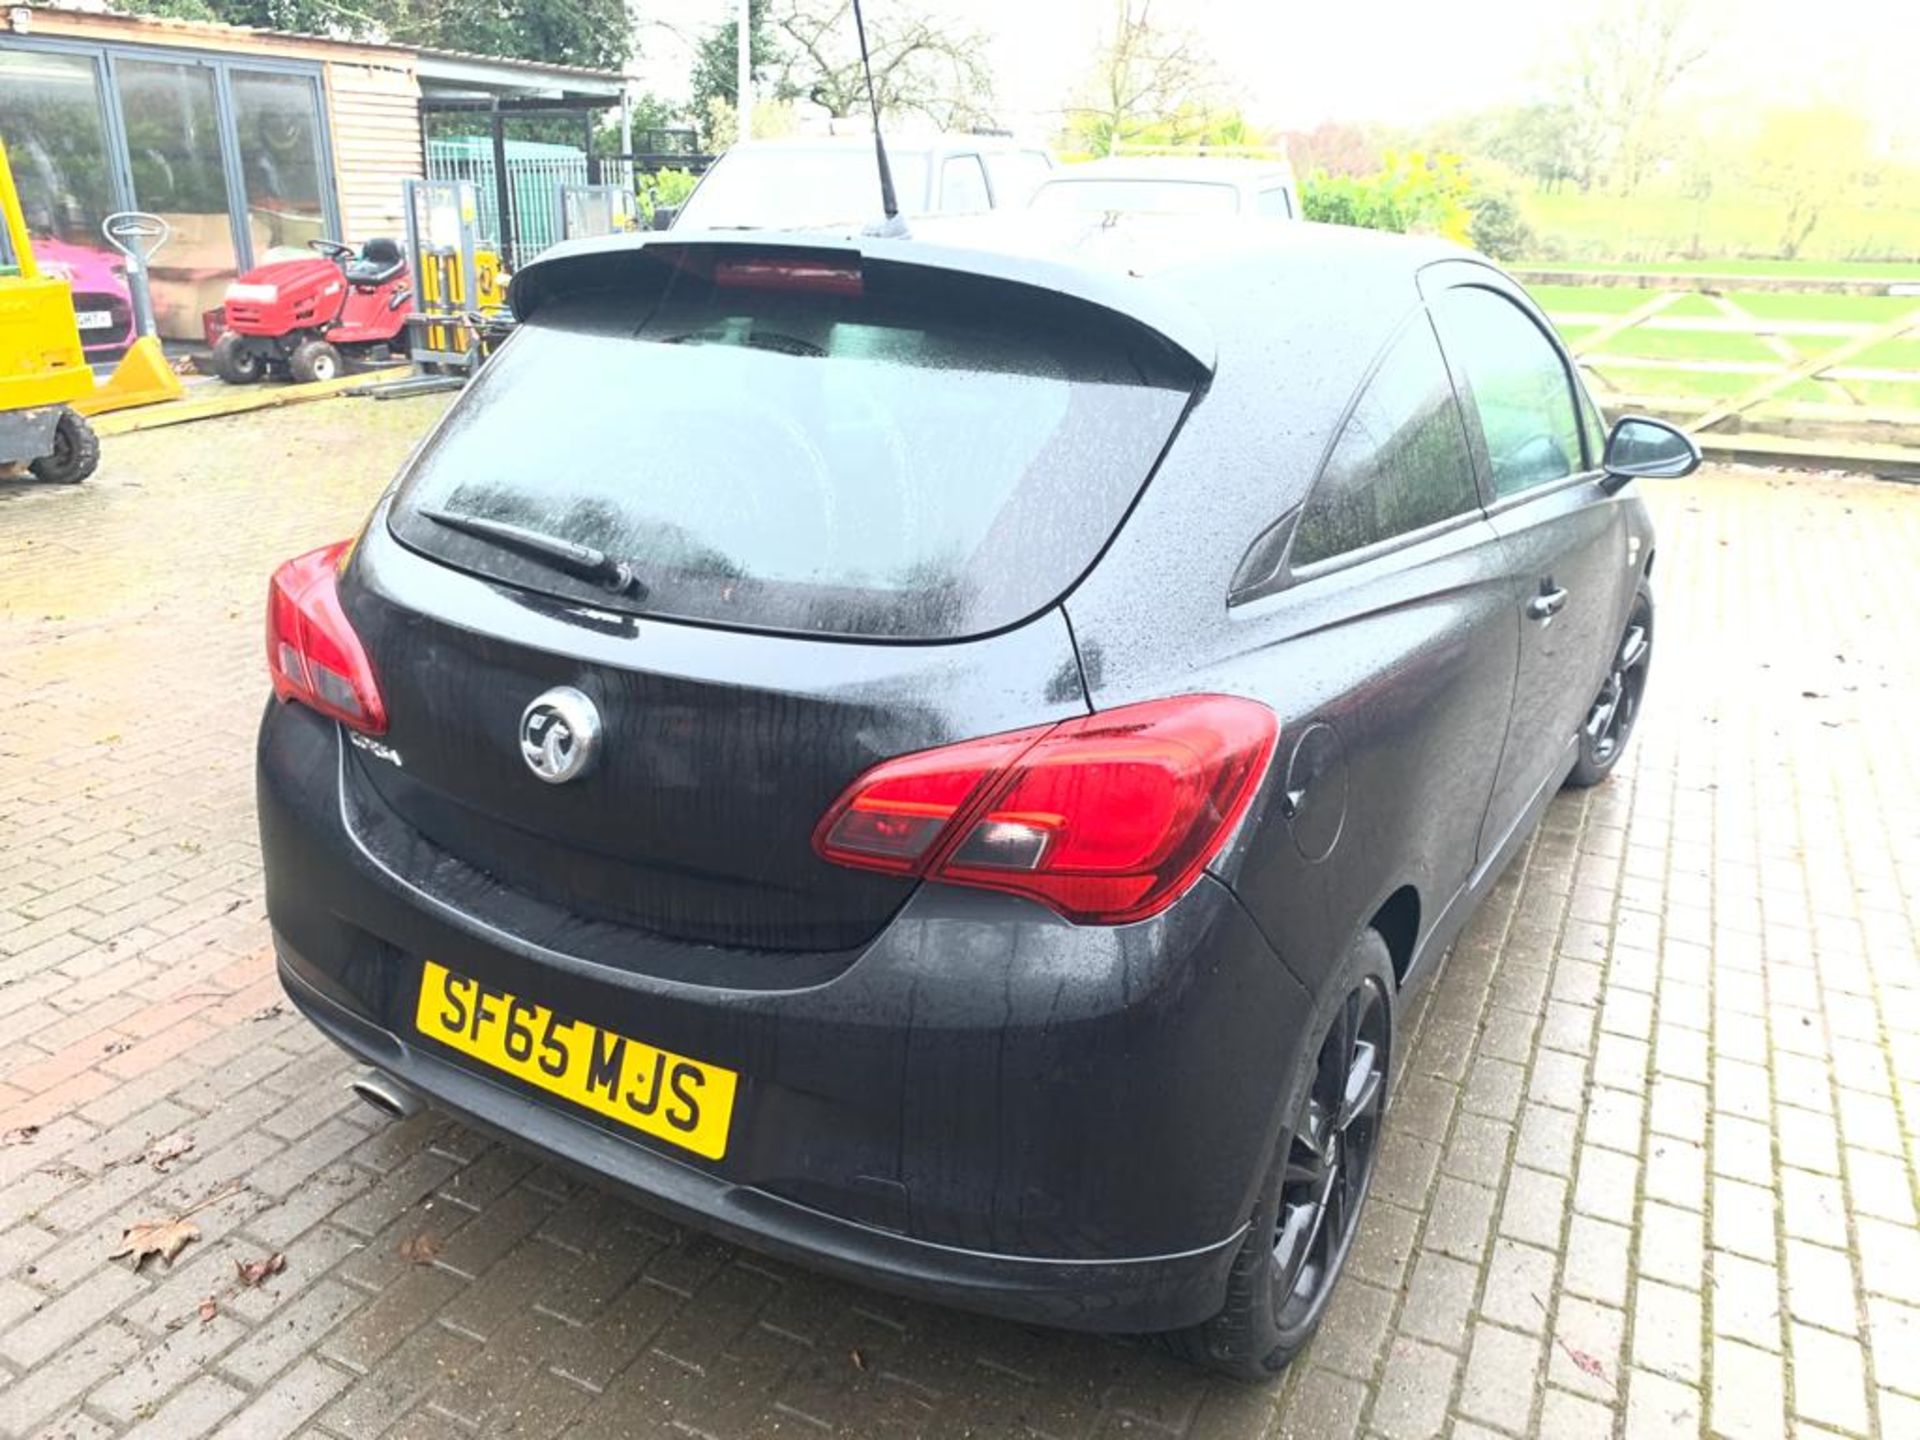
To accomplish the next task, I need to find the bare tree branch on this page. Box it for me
[772,0,995,125]
[1569,0,1720,194]
[1069,0,1219,155]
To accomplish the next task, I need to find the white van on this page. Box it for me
[669,136,1055,230]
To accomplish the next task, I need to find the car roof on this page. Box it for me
[1041,156,1297,185]
[721,135,1048,158]
[907,211,1418,279]
[519,213,1471,376]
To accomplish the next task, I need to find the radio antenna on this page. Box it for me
[852,0,908,237]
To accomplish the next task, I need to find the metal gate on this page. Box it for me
[424,138,637,271]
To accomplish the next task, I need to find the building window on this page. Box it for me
[0,38,338,342]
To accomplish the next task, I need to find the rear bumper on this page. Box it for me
[279,947,1242,1330]
[260,702,1311,1332]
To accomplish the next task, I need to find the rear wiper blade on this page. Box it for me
[421,508,647,599]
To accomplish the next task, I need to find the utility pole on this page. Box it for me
[736,0,753,142]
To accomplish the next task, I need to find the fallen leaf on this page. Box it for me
[145,1134,195,1172]
[1562,1342,1606,1380]
[396,1232,441,1266]
[248,1002,287,1023]
[849,1348,867,1372]
[1,1125,38,1146]
[111,1216,201,1271]
[198,1296,219,1325]
[235,1252,287,1287]
[102,1039,133,1056]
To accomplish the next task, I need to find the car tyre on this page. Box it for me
[289,339,343,384]
[212,332,264,385]
[1566,583,1653,789]
[28,407,100,485]
[1166,928,1394,1380]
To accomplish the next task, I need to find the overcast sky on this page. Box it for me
[633,0,1920,148]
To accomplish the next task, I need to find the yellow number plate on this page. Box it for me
[414,960,738,1160]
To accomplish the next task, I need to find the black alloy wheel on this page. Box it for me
[1270,975,1388,1333]
[1588,612,1650,766]
[1569,588,1653,787]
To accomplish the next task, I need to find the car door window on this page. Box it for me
[1255,186,1294,218]
[1291,316,1480,568]
[1435,286,1586,497]
[940,155,991,213]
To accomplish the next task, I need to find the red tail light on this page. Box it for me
[813,696,1278,925]
[266,541,387,734]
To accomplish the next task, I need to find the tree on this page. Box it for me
[690,0,783,123]
[1566,0,1717,194]
[1301,152,1476,245]
[113,0,638,70]
[1750,105,1873,258]
[117,0,345,28]
[382,0,636,71]
[1068,0,1222,157]
[1483,103,1583,192]
[1282,122,1382,180]
[770,0,994,128]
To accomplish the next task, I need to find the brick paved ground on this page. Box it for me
[2,403,1917,1440]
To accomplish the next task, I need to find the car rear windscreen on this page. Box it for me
[387,249,1201,640]
[1030,179,1242,217]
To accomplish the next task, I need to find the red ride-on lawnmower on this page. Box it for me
[213,237,411,385]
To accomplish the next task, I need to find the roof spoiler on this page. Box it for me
[507,230,1217,376]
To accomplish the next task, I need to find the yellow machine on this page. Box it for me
[0,136,100,483]
[403,179,514,373]
[1,137,189,477]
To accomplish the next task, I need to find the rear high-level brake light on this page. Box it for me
[813,696,1278,925]
[711,256,864,297]
[265,540,387,734]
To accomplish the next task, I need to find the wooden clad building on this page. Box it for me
[0,5,622,340]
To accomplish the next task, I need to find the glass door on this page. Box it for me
[229,68,330,261]
[112,55,239,341]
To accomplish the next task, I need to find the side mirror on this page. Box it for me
[1601,415,1701,492]
[650,204,679,232]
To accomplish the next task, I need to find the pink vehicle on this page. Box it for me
[32,236,137,365]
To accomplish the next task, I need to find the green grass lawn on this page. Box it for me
[1516,189,1920,270]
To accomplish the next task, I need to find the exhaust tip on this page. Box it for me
[348,1069,423,1121]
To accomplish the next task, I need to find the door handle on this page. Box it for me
[1526,583,1569,622]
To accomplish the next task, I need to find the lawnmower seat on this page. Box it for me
[346,238,405,287]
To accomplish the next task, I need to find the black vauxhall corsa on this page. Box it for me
[257,215,1700,1379]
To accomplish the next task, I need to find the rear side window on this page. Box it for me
[1434,286,1585,497]
[1291,315,1479,568]
[390,251,1199,640]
